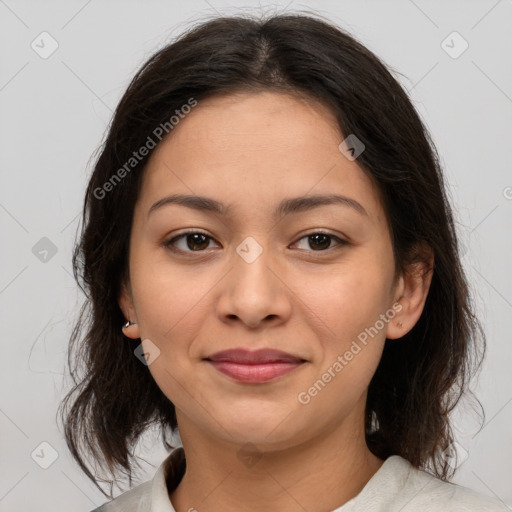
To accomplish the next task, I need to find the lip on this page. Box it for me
[204,348,306,384]
[206,348,305,364]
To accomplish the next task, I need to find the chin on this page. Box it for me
[210,408,307,446]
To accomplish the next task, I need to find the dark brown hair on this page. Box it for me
[58,11,485,498]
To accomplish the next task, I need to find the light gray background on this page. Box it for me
[1,0,511,510]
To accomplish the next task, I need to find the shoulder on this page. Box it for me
[385,456,509,511]
[89,480,152,512]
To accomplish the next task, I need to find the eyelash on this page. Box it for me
[163,230,347,256]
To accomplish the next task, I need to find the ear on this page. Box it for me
[118,280,141,340]
[386,243,434,340]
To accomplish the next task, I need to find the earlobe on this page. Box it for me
[121,320,140,339]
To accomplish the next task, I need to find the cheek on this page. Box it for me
[130,248,216,340]
[129,259,221,408]
[295,261,388,337]
[131,266,207,405]
[296,269,388,407]
[294,255,392,386]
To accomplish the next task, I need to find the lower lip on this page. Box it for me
[207,360,304,383]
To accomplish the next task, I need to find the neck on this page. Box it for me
[169,407,384,512]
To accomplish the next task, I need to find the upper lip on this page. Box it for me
[205,348,306,364]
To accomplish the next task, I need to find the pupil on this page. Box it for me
[310,234,329,250]
[187,234,208,251]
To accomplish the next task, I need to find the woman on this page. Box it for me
[59,12,508,512]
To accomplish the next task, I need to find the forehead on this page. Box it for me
[164,90,343,156]
[137,91,386,226]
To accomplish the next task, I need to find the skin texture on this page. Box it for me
[119,91,434,512]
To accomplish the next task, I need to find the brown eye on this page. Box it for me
[165,231,217,253]
[307,233,331,250]
[294,232,346,252]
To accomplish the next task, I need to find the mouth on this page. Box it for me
[204,348,307,384]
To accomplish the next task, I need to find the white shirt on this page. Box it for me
[91,447,509,511]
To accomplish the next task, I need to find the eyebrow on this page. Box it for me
[148,193,368,219]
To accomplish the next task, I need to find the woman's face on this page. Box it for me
[120,91,408,450]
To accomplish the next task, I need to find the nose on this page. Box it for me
[215,243,292,329]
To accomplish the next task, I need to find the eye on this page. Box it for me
[164,230,347,255]
[293,231,347,252]
[164,231,219,253]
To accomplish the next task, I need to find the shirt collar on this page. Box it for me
[333,455,413,511]
[150,446,186,511]
[148,448,411,512]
